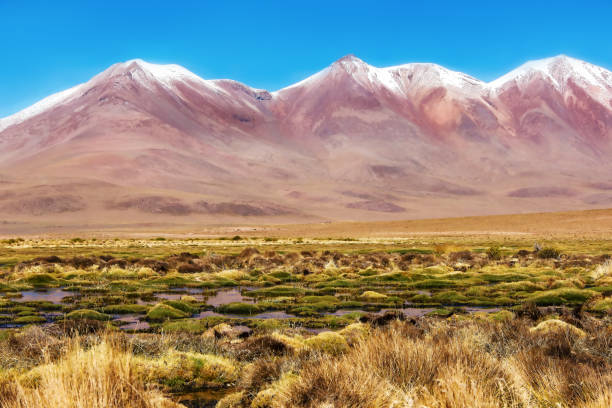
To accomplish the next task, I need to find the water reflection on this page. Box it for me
[14,289,74,304]
[205,288,254,307]
[113,314,151,331]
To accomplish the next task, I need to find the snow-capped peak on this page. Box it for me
[0,60,227,132]
[106,59,230,96]
[275,55,484,97]
[487,55,612,92]
[121,59,205,87]
[330,54,368,69]
[275,54,407,96]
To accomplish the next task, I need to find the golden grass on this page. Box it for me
[264,320,612,408]
[0,338,180,408]
[1,316,611,408]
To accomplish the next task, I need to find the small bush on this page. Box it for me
[486,246,502,260]
[538,247,561,259]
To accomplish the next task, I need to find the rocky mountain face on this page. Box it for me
[1,55,611,226]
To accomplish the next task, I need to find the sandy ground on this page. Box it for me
[3,207,612,239]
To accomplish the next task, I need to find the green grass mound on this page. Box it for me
[301,295,339,304]
[527,288,598,306]
[135,350,238,392]
[359,291,387,300]
[101,304,150,314]
[589,298,612,313]
[530,319,586,337]
[488,310,515,322]
[146,303,190,321]
[217,302,261,315]
[430,291,469,304]
[289,306,321,317]
[23,273,59,287]
[14,315,47,324]
[304,331,348,355]
[149,274,197,287]
[162,300,199,314]
[408,279,458,289]
[66,309,111,321]
[267,271,296,282]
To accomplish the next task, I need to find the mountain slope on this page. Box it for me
[0,55,611,227]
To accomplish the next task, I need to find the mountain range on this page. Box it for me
[1,54,612,227]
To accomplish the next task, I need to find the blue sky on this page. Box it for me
[1,0,611,117]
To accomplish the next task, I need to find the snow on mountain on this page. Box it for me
[0,59,234,133]
[0,55,611,223]
[487,55,612,94]
[107,59,231,96]
[274,55,485,98]
[0,83,85,132]
[3,55,610,133]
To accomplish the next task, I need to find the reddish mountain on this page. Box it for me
[0,55,611,228]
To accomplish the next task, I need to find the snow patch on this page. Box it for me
[126,59,229,96]
[0,83,85,132]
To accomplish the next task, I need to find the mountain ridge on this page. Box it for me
[4,54,611,128]
[0,54,611,226]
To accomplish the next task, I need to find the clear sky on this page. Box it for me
[1,0,611,117]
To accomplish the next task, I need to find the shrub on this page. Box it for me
[433,244,447,255]
[486,246,502,260]
[538,247,560,259]
[24,273,58,287]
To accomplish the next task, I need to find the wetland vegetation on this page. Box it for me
[0,236,610,407]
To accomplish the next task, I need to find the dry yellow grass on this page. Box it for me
[1,316,611,408]
[240,320,612,408]
[0,339,180,408]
